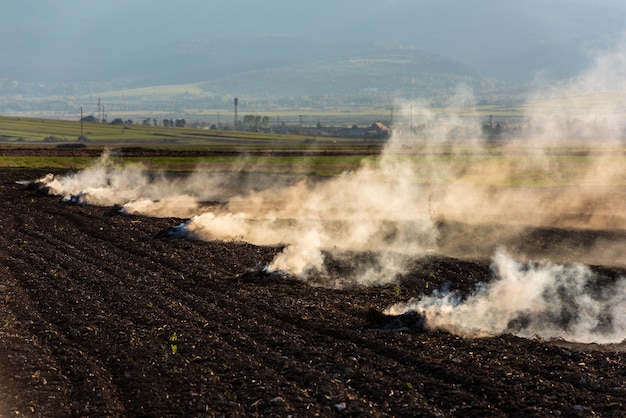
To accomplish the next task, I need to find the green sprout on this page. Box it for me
[169,332,178,354]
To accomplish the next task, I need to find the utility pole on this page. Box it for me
[410,104,413,139]
[234,97,239,131]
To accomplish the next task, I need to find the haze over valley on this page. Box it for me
[3,3,626,416]
[1,0,625,119]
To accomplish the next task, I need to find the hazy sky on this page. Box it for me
[2,1,625,83]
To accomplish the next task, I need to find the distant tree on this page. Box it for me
[262,116,271,129]
[110,118,124,125]
[243,115,255,128]
[163,119,170,127]
[143,118,151,126]
[80,115,98,123]
[152,118,158,126]
[175,118,186,128]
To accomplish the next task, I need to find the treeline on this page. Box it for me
[240,114,271,130]
[142,118,187,128]
[80,115,187,127]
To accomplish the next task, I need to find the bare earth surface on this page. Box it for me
[1,167,625,417]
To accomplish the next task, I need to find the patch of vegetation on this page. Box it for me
[2,116,625,185]
[0,156,95,169]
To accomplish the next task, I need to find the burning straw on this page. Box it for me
[386,249,626,344]
[33,41,626,343]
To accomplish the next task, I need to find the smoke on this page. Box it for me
[386,249,626,344]
[523,35,626,144]
[41,151,272,219]
[180,159,439,280]
[39,148,439,283]
[34,41,626,336]
[378,40,626,266]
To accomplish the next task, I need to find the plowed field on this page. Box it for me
[1,168,625,417]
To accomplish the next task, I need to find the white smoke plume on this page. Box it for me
[39,149,439,282]
[180,159,439,280]
[41,151,259,218]
[37,41,626,285]
[385,249,626,344]
[523,35,626,144]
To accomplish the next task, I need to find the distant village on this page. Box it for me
[195,116,393,139]
[81,113,393,140]
[270,121,392,139]
[78,94,528,142]
[80,111,524,142]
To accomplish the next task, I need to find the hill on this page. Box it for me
[1,47,511,117]
[197,48,501,98]
[2,0,624,117]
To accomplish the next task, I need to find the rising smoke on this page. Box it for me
[42,147,441,282]
[387,249,626,344]
[36,42,626,342]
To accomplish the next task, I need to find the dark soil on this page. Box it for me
[1,168,625,417]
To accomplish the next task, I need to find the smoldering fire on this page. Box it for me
[386,249,626,344]
[32,43,626,345]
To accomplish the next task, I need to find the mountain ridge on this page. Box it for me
[0,46,518,116]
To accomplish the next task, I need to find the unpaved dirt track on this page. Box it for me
[0,168,625,417]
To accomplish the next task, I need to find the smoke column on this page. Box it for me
[386,249,626,344]
[181,158,439,280]
[36,41,626,338]
[39,148,440,282]
[42,151,266,218]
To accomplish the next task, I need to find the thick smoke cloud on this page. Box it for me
[36,42,626,342]
[43,151,259,218]
[386,249,626,344]
[523,35,626,144]
[40,150,440,282]
[181,159,439,280]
